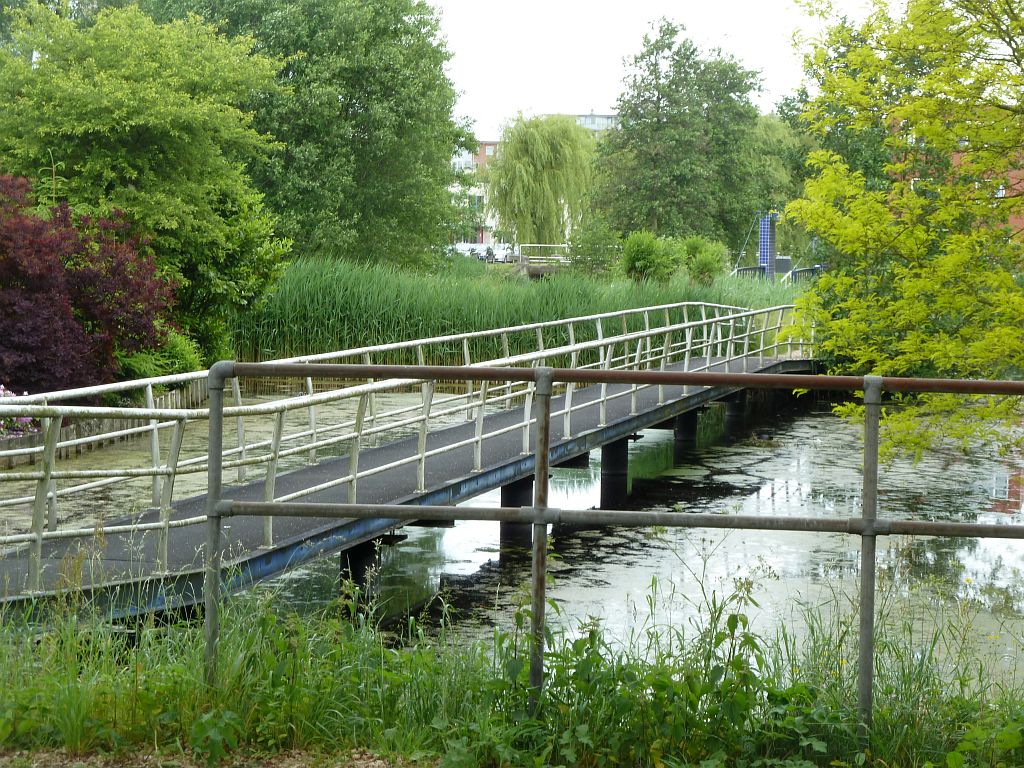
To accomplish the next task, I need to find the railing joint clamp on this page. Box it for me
[530,506,560,525]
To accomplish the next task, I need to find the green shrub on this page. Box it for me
[688,240,730,286]
[115,327,204,381]
[622,230,675,282]
[679,234,712,261]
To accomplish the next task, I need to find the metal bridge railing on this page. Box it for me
[203,363,1024,733]
[0,303,808,590]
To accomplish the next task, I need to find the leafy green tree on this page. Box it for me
[788,0,1024,451]
[567,210,621,276]
[0,3,288,357]
[448,171,487,245]
[593,20,762,248]
[141,0,474,265]
[487,115,594,245]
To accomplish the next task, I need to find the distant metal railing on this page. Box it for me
[781,265,826,284]
[519,243,568,265]
[730,265,767,279]
[0,302,808,589]
[203,363,1024,733]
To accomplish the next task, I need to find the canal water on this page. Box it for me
[259,398,1024,669]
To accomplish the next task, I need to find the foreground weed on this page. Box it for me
[0,565,1022,767]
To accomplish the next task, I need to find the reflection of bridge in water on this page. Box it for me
[0,302,813,610]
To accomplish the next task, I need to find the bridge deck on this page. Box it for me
[0,356,813,610]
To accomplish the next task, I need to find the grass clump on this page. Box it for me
[0,576,1021,767]
[229,257,798,362]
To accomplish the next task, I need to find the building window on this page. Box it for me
[485,144,495,157]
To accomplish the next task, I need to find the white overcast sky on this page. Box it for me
[431,0,861,140]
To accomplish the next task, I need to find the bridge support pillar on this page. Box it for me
[340,540,378,589]
[673,410,700,448]
[500,476,533,548]
[600,437,630,509]
[724,391,748,436]
[672,409,700,463]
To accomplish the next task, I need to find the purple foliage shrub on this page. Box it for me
[0,175,173,393]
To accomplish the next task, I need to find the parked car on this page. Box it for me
[492,243,514,263]
[452,242,482,259]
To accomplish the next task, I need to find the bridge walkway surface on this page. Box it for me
[0,355,812,610]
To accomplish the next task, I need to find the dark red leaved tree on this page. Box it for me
[0,175,173,393]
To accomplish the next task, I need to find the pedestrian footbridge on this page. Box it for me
[0,302,814,610]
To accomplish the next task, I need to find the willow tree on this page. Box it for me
[487,115,594,245]
[788,0,1024,453]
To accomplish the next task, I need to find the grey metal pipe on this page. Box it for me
[218,500,1024,539]
[858,375,882,733]
[204,360,233,688]
[228,361,1024,397]
[530,367,554,709]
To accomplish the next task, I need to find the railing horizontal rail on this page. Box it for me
[217,501,1024,539]
[2,303,808,583]
[202,362,1024,740]
[227,363,1024,397]
[7,301,757,405]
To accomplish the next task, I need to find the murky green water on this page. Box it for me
[261,401,1024,668]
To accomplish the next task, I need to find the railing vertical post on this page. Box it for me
[501,333,513,406]
[775,308,785,357]
[362,353,378,428]
[630,341,643,415]
[349,394,368,503]
[473,380,489,471]
[659,308,672,405]
[521,369,535,454]
[263,411,285,547]
[463,340,474,420]
[759,312,767,366]
[231,377,246,483]
[305,377,318,464]
[788,311,795,356]
[599,343,612,426]
[530,367,553,712]
[28,416,62,592]
[145,384,161,506]
[643,310,652,369]
[157,418,186,572]
[417,381,434,491]
[858,375,883,734]
[205,361,233,689]
[564,324,577,437]
[741,319,749,373]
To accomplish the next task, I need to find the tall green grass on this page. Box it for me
[1,577,1020,766]
[229,258,798,362]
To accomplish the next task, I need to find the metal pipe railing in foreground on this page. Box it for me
[204,362,1024,737]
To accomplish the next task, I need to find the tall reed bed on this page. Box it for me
[1,579,1020,766]
[229,258,798,363]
